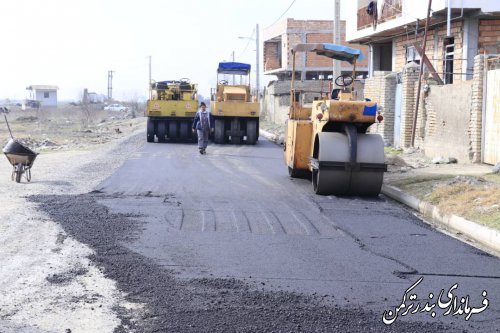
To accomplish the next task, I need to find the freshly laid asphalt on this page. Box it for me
[30,136,500,332]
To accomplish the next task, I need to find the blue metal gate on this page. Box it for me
[393,72,402,148]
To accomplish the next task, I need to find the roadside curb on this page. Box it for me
[259,129,280,144]
[382,184,500,253]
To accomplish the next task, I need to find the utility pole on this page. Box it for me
[333,0,341,88]
[149,56,152,99]
[238,25,260,100]
[256,23,260,102]
[232,51,235,84]
[107,70,115,100]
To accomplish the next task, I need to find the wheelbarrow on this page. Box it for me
[3,138,38,182]
[2,109,38,183]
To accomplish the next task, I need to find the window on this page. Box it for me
[43,92,49,98]
[443,37,454,84]
[406,46,420,64]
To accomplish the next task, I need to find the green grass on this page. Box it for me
[384,147,403,155]
[471,213,500,230]
[389,175,454,199]
[483,173,500,184]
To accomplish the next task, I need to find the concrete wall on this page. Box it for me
[264,79,367,126]
[35,90,57,106]
[423,81,473,162]
[264,79,338,125]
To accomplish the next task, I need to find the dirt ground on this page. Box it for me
[2,105,141,152]
[0,106,146,333]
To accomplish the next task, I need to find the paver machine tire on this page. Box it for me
[246,119,257,145]
[214,119,225,144]
[147,118,155,142]
[157,121,166,143]
[168,121,177,139]
[179,121,189,140]
[230,118,241,144]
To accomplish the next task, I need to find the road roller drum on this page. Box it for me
[311,132,385,196]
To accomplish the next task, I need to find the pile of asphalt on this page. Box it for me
[29,193,455,333]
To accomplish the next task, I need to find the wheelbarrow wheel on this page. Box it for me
[26,168,32,182]
[14,164,23,183]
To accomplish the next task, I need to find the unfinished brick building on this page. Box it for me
[263,18,369,81]
[262,18,369,124]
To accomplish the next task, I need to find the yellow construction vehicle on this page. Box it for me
[146,79,198,142]
[285,43,386,196]
[210,62,259,144]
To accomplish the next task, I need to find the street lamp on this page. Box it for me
[238,23,260,102]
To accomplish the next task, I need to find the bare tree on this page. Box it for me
[129,94,146,119]
[80,88,97,128]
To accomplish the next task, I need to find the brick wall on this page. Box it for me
[364,71,397,145]
[393,21,465,83]
[287,19,332,30]
[306,33,334,68]
[478,19,500,54]
[399,63,420,147]
[264,55,489,162]
[469,54,485,162]
[263,19,369,75]
[287,33,304,69]
[394,54,486,162]
[264,42,280,72]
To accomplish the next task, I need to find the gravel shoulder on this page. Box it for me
[0,110,146,333]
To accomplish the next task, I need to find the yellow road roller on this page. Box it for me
[210,62,260,144]
[284,43,387,196]
[146,79,198,142]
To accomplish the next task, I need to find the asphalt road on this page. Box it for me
[32,136,500,332]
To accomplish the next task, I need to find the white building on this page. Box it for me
[26,85,58,107]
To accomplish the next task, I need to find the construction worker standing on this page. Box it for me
[192,102,213,154]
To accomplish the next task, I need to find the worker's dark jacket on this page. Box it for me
[192,110,214,130]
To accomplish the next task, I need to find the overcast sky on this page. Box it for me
[0,0,345,102]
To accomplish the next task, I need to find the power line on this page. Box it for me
[237,28,256,59]
[268,0,297,27]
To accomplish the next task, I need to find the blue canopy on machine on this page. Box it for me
[292,43,365,64]
[217,62,251,75]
